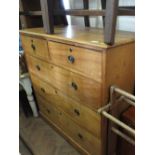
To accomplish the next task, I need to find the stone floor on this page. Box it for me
[19,109,80,155]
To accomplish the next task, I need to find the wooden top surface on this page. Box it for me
[20,25,135,50]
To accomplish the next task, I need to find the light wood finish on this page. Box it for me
[19,26,134,50]
[31,74,101,138]
[26,55,102,110]
[37,95,102,155]
[20,26,135,155]
[103,43,135,104]
[21,35,49,60]
[48,41,102,82]
[41,112,90,155]
[104,43,135,155]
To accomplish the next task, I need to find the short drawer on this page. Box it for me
[48,41,102,82]
[27,55,102,110]
[21,35,49,60]
[37,95,102,155]
[31,74,101,138]
[25,55,51,82]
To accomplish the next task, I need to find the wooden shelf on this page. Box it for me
[53,8,134,16]
[19,0,135,45]
[20,11,42,16]
[19,8,135,17]
[118,8,135,16]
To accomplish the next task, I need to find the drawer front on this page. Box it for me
[27,55,102,110]
[21,35,49,60]
[31,74,101,138]
[37,95,102,155]
[48,41,102,82]
[25,55,51,82]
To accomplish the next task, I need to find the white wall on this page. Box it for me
[118,0,135,32]
[63,0,135,32]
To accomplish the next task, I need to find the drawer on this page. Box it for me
[27,55,102,110]
[48,41,102,82]
[31,74,101,138]
[37,95,102,155]
[21,35,49,60]
[25,55,51,82]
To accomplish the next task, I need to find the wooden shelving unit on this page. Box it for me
[19,0,43,29]
[19,0,134,45]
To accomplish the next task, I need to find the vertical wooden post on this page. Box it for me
[101,0,106,26]
[83,0,90,27]
[104,0,118,45]
[40,0,54,34]
[19,0,28,29]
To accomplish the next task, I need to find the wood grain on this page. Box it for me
[31,74,101,138]
[26,55,102,110]
[103,42,135,105]
[41,112,90,155]
[21,35,49,60]
[20,26,135,155]
[104,43,135,155]
[37,95,102,155]
[19,26,135,50]
[48,41,102,82]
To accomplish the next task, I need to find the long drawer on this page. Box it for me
[26,55,102,110]
[21,35,49,60]
[48,41,102,82]
[31,74,101,138]
[36,95,102,155]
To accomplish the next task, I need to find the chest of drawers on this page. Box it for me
[20,26,135,155]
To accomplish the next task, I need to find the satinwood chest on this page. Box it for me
[20,26,135,155]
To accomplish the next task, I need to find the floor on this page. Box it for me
[19,108,80,155]
[19,138,32,155]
